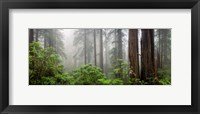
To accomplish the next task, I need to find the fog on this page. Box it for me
[59,29,129,76]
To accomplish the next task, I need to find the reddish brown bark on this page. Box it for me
[141,29,157,80]
[128,29,139,78]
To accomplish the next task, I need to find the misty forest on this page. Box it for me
[29,29,171,85]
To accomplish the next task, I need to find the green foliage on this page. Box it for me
[127,68,171,85]
[157,68,171,77]
[110,59,129,79]
[157,68,171,85]
[70,64,105,85]
[29,42,171,85]
[59,64,124,85]
[29,42,64,85]
[40,77,57,85]
[128,78,145,85]
[37,73,74,85]
[145,77,160,85]
[97,78,123,85]
[159,77,171,85]
[111,79,124,85]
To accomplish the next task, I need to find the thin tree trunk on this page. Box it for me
[157,30,161,68]
[160,30,163,68]
[117,29,123,59]
[105,39,108,75]
[35,29,39,42]
[99,29,103,71]
[163,29,168,66]
[44,30,48,48]
[29,29,34,43]
[48,30,54,47]
[54,30,57,52]
[114,30,117,61]
[84,29,87,64]
[94,29,97,66]
[116,29,123,78]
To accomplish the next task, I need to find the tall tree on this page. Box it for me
[114,30,118,60]
[103,29,110,75]
[43,30,49,48]
[157,29,171,69]
[93,29,97,66]
[73,29,94,65]
[48,29,54,47]
[103,29,115,75]
[99,29,104,71]
[34,29,39,42]
[140,29,157,80]
[84,29,87,64]
[128,29,139,78]
[29,29,34,43]
[157,30,161,68]
[116,29,123,78]
[162,29,170,66]
[117,29,123,59]
[160,30,164,68]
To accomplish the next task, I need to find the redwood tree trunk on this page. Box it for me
[128,29,139,78]
[141,29,156,80]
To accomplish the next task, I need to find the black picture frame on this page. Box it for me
[0,0,199,114]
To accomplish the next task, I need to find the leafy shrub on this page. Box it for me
[111,79,124,85]
[159,78,171,85]
[54,73,72,85]
[97,78,112,85]
[35,73,73,85]
[70,64,105,85]
[157,68,171,77]
[128,77,161,85]
[127,78,146,85]
[157,68,171,85]
[97,78,123,85]
[40,77,57,85]
[158,75,171,85]
[110,59,129,79]
[29,42,64,85]
[145,77,160,85]
[69,64,124,85]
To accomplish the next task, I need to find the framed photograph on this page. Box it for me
[0,0,199,114]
